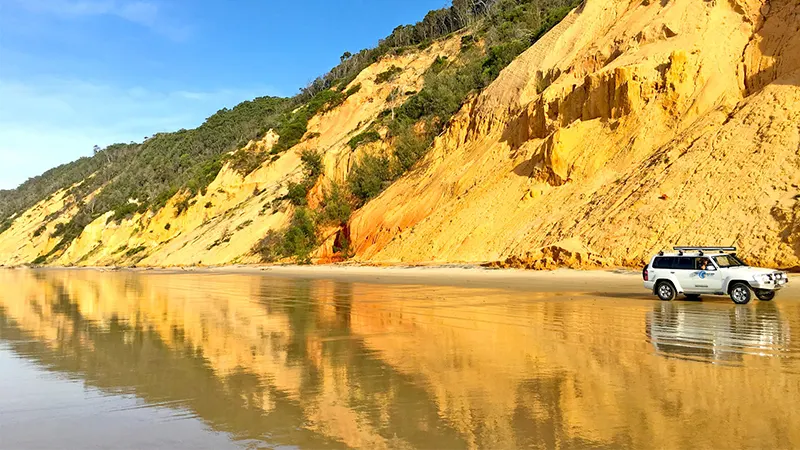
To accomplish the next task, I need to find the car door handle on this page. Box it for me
[670,272,675,274]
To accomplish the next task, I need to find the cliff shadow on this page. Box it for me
[744,1,800,92]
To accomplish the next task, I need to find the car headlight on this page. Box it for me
[754,274,773,283]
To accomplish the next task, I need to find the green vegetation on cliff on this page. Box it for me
[2,0,582,264]
[341,0,581,205]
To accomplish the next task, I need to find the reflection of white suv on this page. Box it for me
[643,247,789,304]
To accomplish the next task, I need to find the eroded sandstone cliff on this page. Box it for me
[350,0,800,268]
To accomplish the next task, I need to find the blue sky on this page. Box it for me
[0,0,448,189]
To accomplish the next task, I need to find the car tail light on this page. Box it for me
[642,265,649,281]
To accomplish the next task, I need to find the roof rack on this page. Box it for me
[673,247,736,252]
[672,246,736,256]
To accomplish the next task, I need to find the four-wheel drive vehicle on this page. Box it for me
[642,247,788,304]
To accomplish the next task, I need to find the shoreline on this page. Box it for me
[4,263,645,292]
[4,264,797,295]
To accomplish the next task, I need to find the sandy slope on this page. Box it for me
[349,0,800,269]
[0,38,461,267]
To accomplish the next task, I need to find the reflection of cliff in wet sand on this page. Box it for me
[0,269,799,449]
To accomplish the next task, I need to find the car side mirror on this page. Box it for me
[705,266,717,271]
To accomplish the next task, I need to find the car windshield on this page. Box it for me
[714,254,747,268]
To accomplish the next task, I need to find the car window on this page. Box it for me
[674,257,695,270]
[694,258,712,270]
[653,257,673,269]
[715,255,746,268]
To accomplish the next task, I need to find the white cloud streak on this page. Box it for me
[6,0,191,41]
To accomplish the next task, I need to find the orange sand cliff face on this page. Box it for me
[349,0,800,268]
[1,0,799,269]
[0,38,460,267]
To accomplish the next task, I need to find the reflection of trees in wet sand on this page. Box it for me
[0,270,798,449]
[0,271,465,449]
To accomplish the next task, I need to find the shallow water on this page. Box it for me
[0,269,798,449]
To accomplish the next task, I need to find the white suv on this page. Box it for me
[643,247,788,304]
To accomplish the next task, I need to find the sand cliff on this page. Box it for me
[349,0,800,268]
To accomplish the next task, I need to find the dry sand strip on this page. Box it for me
[15,264,800,299]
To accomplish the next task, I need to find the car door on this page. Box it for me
[673,257,697,292]
[696,260,724,293]
[687,257,724,293]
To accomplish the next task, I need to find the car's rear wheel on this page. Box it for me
[656,281,676,301]
[729,282,752,305]
[755,289,776,301]
[685,294,701,301]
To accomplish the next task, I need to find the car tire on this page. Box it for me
[755,289,776,301]
[685,294,701,301]
[729,282,752,305]
[656,281,676,301]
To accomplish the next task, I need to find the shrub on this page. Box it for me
[228,148,267,176]
[33,225,46,238]
[111,202,140,222]
[174,196,191,217]
[273,90,344,153]
[428,56,449,74]
[481,39,529,82]
[375,66,403,84]
[532,3,577,41]
[394,129,432,173]
[52,222,66,237]
[322,89,351,112]
[0,218,13,235]
[348,153,393,204]
[273,111,311,153]
[300,149,323,179]
[125,246,146,257]
[286,181,310,206]
[235,220,253,231]
[252,230,284,262]
[253,209,318,264]
[344,83,362,97]
[347,131,382,150]
[285,149,323,206]
[318,183,352,226]
[461,34,477,51]
[282,208,317,264]
[31,255,48,265]
[333,233,353,259]
[207,228,232,250]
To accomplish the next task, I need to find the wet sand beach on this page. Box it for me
[1,267,798,449]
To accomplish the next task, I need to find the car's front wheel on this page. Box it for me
[656,281,676,301]
[729,282,752,305]
[755,289,776,301]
